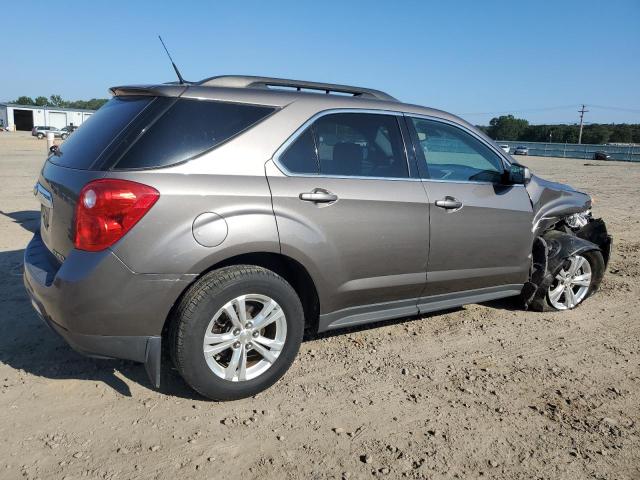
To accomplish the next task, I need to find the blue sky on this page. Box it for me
[2,0,639,125]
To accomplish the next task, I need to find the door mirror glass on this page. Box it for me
[508,163,531,184]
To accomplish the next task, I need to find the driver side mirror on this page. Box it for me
[507,163,531,185]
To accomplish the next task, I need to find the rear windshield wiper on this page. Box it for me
[49,145,62,157]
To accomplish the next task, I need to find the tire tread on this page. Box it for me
[169,265,302,400]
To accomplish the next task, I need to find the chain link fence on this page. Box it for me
[497,141,639,162]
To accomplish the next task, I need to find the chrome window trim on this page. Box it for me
[272,108,517,186]
[405,113,513,171]
[272,108,416,181]
[421,177,526,187]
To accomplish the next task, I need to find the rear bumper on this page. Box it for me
[23,231,195,387]
[33,305,162,387]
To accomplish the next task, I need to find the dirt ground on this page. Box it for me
[0,131,638,480]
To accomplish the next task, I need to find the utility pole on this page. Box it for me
[577,104,589,144]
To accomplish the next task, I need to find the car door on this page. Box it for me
[266,110,430,331]
[405,116,533,303]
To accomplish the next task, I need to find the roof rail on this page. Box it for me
[196,75,397,101]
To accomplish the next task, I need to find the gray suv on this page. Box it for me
[24,76,611,400]
[32,126,69,140]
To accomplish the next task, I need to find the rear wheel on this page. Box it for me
[37,133,44,139]
[171,265,304,400]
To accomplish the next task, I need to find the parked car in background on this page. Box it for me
[31,126,69,140]
[499,144,510,153]
[593,151,611,160]
[513,145,529,155]
[61,125,78,135]
[24,75,611,400]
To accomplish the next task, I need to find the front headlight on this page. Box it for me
[566,210,591,229]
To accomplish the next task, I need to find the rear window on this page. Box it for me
[50,96,152,169]
[114,99,275,169]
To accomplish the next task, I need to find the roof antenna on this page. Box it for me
[158,35,186,84]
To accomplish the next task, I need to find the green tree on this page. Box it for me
[85,98,108,110]
[48,94,66,107]
[11,95,108,111]
[13,96,35,105]
[481,121,640,145]
[609,124,633,143]
[582,125,610,144]
[487,115,529,140]
[34,96,49,106]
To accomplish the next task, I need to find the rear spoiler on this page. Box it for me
[109,84,187,97]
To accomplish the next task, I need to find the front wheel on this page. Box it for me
[37,133,44,139]
[544,250,604,311]
[170,265,304,400]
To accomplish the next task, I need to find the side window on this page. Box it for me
[115,99,274,169]
[313,113,408,178]
[410,118,504,183]
[279,128,319,174]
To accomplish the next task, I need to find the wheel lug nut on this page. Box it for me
[233,341,241,349]
[245,321,253,329]
[233,329,241,336]
[252,331,259,338]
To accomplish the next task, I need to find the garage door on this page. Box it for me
[13,109,34,131]
[49,112,67,128]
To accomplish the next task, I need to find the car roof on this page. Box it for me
[109,75,479,133]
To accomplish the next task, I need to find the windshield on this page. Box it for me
[49,96,152,169]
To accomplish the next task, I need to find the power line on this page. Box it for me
[458,104,640,117]
[459,105,576,116]
[589,104,640,113]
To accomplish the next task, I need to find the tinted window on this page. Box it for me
[50,96,152,169]
[313,113,408,178]
[279,129,318,174]
[411,118,504,183]
[115,99,275,169]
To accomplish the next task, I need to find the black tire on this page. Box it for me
[37,133,44,139]
[170,265,304,400]
[530,249,605,312]
[61,133,68,140]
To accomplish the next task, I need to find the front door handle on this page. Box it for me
[435,197,463,210]
[299,189,338,203]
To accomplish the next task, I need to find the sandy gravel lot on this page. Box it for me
[0,131,638,480]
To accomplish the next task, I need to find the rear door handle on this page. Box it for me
[299,190,338,203]
[435,197,463,210]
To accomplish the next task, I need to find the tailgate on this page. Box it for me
[36,161,105,262]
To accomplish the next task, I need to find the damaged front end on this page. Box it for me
[522,175,612,310]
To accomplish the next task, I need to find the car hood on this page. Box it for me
[526,174,591,236]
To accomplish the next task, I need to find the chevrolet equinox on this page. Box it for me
[24,76,611,400]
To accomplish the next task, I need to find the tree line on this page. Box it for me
[479,115,640,144]
[11,95,108,111]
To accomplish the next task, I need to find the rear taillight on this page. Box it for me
[74,179,159,252]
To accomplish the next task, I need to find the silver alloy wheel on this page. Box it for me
[203,294,287,382]
[548,254,592,310]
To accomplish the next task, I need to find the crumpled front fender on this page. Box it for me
[521,219,612,309]
[575,218,612,267]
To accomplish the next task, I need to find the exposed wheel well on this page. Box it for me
[163,252,320,342]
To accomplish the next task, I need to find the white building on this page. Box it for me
[0,103,95,131]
